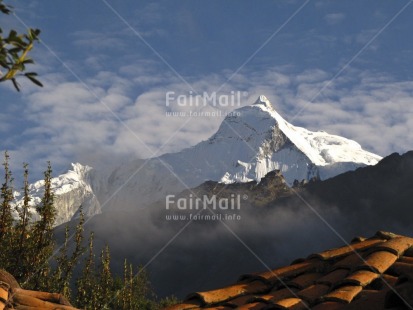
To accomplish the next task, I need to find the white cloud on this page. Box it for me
[6,60,413,181]
[324,13,346,25]
[71,30,127,51]
[3,0,413,185]
[288,72,413,156]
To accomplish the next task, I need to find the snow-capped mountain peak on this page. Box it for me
[254,95,274,109]
[170,95,382,184]
[16,96,382,225]
[28,163,93,196]
[14,163,101,226]
[249,95,380,167]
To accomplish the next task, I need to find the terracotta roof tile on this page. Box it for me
[297,284,330,304]
[358,251,398,274]
[331,253,364,270]
[366,274,398,290]
[398,256,413,264]
[381,274,399,287]
[316,269,349,286]
[403,246,413,257]
[322,285,362,303]
[372,237,413,256]
[338,289,388,310]
[350,236,366,244]
[222,294,254,307]
[374,231,399,240]
[385,272,413,308]
[0,285,7,310]
[166,232,413,310]
[187,280,270,305]
[396,281,413,306]
[257,288,298,303]
[0,270,79,310]
[166,302,200,310]
[307,238,383,261]
[12,292,76,309]
[389,262,413,277]
[273,297,307,310]
[240,260,323,284]
[287,273,322,290]
[339,270,379,287]
[236,302,271,309]
[311,301,344,310]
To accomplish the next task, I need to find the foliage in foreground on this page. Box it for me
[0,152,178,309]
[0,0,43,90]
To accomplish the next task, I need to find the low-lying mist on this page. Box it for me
[56,151,413,298]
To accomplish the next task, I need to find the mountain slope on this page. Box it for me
[17,95,382,221]
[101,95,381,212]
[159,95,381,186]
[13,163,101,226]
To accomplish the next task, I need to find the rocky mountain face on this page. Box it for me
[300,151,413,227]
[174,169,294,208]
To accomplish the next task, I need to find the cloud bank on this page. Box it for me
[8,63,412,181]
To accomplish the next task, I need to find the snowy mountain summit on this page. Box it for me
[158,95,382,186]
[214,95,382,183]
[14,163,101,226]
[17,96,382,225]
[105,95,382,209]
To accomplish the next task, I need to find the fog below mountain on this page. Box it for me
[56,151,413,298]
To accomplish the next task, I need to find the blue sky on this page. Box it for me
[1,0,413,180]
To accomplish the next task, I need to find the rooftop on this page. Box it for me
[166,231,413,310]
[0,270,79,310]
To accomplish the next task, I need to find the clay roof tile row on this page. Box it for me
[166,231,413,310]
[0,270,79,310]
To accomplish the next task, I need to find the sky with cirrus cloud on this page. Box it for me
[1,0,413,182]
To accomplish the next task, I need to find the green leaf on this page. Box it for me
[25,73,43,87]
[11,78,20,91]
[8,30,17,40]
[7,47,21,54]
[28,28,41,40]
[0,4,11,14]
[0,58,7,68]
[22,59,34,65]
[0,6,42,91]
